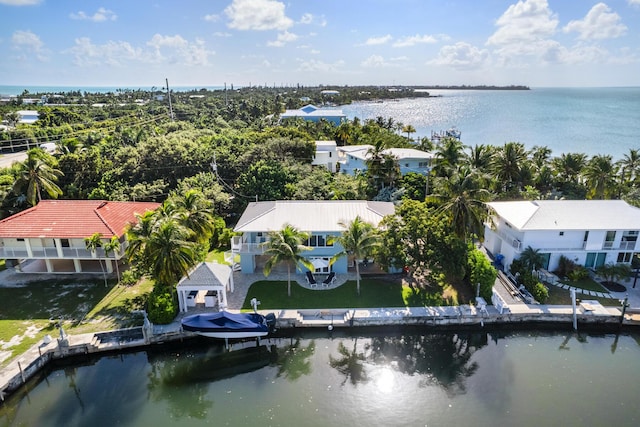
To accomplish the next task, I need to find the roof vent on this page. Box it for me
[97,201,108,209]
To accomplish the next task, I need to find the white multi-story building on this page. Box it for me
[483,200,640,273]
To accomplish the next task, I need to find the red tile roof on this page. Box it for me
[0,200,160,239]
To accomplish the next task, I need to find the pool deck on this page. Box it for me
[2,269,640,402]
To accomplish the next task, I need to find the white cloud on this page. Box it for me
[487,0,558,46]
[393,34,437,47]
[361,54,406,68]
[563,3,627,40]
[298,13,327,27]
[225,0,293,31]
[11,30,48,61]
[296,58,345,73]
[300,13,313,24]
[64,34,213,67]
[213,32,232,37]
[70,7,117,22]
[0,0,41,5]
[429,42,489,70]
[203,14,220,22]
[267,31,298,47]
[364,34,392,45]
[629,0,640,5]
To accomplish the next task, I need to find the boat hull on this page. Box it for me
[181,311,271,339]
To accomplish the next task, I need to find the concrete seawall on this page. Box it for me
[2,302,639,402]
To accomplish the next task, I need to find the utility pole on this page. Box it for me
[166,78,174,121]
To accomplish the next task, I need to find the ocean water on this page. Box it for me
[342,87,640,160]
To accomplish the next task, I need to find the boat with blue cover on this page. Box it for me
[181,311,276,339]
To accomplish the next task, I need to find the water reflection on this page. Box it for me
[326,332,488,396]
[329,338,369,386]
[3,331,640,426]
[274,337,315,381]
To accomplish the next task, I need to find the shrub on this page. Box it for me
[146,286,178,324]
[531,282,549,303]
[120,269,139,287]
[467,248,497,301]
[567,266,589,282]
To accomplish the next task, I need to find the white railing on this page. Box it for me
[0,246,119,259]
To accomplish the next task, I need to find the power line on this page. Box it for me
[211,153,258,202]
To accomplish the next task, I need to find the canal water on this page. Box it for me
[1,329,639,427]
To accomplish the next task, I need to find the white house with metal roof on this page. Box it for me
[231,200,395,274]
[483,200,640,273]
[312,140,338,173]
[280,104,346,125]
[337,145,434,176]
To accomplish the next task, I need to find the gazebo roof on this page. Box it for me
[177,262,231,290]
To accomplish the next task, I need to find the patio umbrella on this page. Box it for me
[311,258,328,269]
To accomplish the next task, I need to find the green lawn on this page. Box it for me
[557,277,608,292]
[240,279,445,310]
[0,277,153,367]
[545,284,621,306]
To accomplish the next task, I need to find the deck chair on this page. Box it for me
[322,272,336,287]
[305,271,318,287]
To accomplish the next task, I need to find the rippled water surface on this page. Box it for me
[2,330,640,427]
[342,88,640,159]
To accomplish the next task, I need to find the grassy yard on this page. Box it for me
[240,279,449,310]
[0,277,153,367]
[545,284,622,306]
[558,277,608,292]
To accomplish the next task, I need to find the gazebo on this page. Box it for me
[176,262,234,313]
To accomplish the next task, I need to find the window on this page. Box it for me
[308,235,317,247]
[584,231,589,242]
[17,238,24,242]
[618,252,633,263]
[559,231,564,236]
[317,235,325,247]
[60,239,70,248]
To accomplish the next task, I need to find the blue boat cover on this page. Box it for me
[181,311,267,333]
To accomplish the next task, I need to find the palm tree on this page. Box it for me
[330,216,382,296]
[263,224,313,297]
[491,142,528,193]
[583,154,617,199]
[518,246,545,271]
[103,236,121,282]
[433,137,466,177]
[552,152,586,183]
[465,144,492,170]
[428,166,492,241]
[618,149,640,186]
[145,219,197,287]
[85,232,107,287]
[12,149,63,206]
[402,124,416,141]
[125,210,159,265]
[169,189,216,244]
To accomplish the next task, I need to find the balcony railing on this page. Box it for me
[0,246,116,259]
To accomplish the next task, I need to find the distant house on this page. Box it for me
[231,200,395,274]
[16,110,39,124]
[312,140,338,172]
[337,145,434,176]
[483,200,640,273]
[280,104,346,126]
[0,200,160,274]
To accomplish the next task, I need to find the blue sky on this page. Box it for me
[1,0,639,87]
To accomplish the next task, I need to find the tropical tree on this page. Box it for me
[85,232,107,287]
[262,224,313,297]
[428,166,492,241]
[330,216,382,296]
[518,246,546,271]
[11,149,63,206]
[402,124,416,141]
[491,142,528,193]
[583,154,617,199]
[168,189,216,244]
[103,236,121,282]
[145,219,197,287]
[618,149,640,186]
[433,137,466,177]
